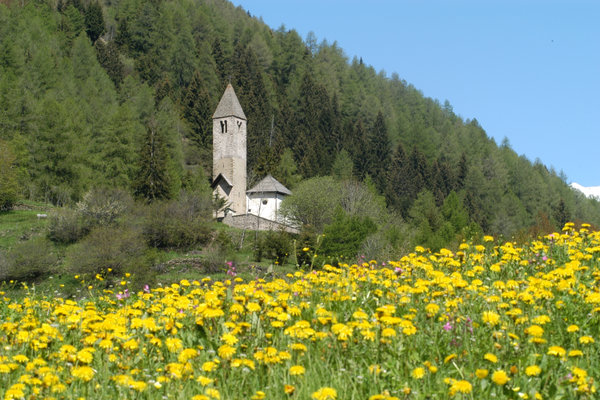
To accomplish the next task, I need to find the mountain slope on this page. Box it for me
[1,0,599,237]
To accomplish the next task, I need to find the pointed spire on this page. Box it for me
[212,84,246,120]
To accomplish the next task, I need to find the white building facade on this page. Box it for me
[246,174,292,222]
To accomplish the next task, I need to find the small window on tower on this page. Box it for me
[262,199,268,205]
[220,120,227,133]
[237,121,243,130]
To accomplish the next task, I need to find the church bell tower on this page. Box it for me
[212,84,247,216]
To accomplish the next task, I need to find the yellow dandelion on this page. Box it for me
[482,311,500,326]
[449,380,472,396]
[579,336,595,344]
[284,384,295,395]
[289,365,305,376]
[217,344,236,360]
[547,346,566,357]
[312,387,337,400]
[71,366,95,382]
[525,365,541,376]
[412,367,426,379]
[491,370,510,385]
[476,369,489,379]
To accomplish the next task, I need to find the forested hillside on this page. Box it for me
[1,0,599,246]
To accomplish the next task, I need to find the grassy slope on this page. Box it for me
[0,201,52,250]
[0,203,298,296]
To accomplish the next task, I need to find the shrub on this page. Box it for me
[47,208,90,244]
[295,228,318,267]
[256,230,293,265]
[200,243,229,274]
[47,187,133,244]
[76,187,133,226]
[65,226,149,279]
[320,208,377,264]
[0,237,58,282]
[142,191,213,249]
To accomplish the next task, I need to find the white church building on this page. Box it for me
[210,84,297,232]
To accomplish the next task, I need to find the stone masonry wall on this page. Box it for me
[222,213,299,234]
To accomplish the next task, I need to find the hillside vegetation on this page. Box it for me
[1,0,600,262]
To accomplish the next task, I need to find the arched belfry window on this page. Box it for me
[220,120,227,133]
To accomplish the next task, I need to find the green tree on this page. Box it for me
[320,207,377,262]
[280,176,342,231]
[365,111,391,192]
[95,40,124,87]
[84,1,105,43]
[182,70,213,148]
[272,148,301,189]
[331,149,354,181]
[554,198,570,228]
[409,190,444,251]
[0,141,20,210]
[133,120,172,202]
[60,5,85,43]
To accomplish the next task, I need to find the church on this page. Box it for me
[210,84,296,233]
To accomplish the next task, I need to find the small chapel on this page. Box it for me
[210,84,296,232]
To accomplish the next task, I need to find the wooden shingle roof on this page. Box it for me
[247,175,291,195]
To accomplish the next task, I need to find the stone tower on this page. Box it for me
[212,84,247,216]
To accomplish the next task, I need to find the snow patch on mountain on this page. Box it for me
[570,183,600,200]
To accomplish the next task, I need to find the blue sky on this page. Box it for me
[230,0,600,187]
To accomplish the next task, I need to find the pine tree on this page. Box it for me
[349,119,368,179]
[331,150,354,181]
[294,72,332,177]
[84,1,105,43]
[133,120,172,202]
[365,111,391,192]
[211,37,229,86]
[554,198,570,229]
[456,152,468,190]
[273,148,301,189]
[0,141,19,210]
[95,40,124,87]
[182,71,213,148]
[386,142,409,214]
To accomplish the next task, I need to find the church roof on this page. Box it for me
[212,84,246,120]
[247,175,292,195]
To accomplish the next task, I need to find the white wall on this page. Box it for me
[246,193,284,222]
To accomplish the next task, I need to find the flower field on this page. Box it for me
[2,223,600,399]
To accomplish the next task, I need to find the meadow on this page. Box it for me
[1,223,599,399]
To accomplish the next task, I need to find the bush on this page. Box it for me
[294,228,318,267]
[0,237,59,282]
[320,208,377,264]
[200,243,229,274]
[255,230,293,265]
[47,187,133,244]
[76,187,133,226]
[65,226,150,279]
[142,191,213,249]
[47,208,91,244]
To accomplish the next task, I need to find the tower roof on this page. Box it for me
[247,174,292,195]
[212,84,246,120]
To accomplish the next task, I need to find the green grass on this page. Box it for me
[0,203,52,249]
